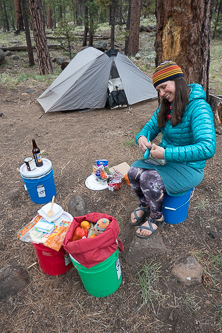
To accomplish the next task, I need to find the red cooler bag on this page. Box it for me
[63,212,124,268]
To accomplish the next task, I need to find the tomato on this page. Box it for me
[72,227,88,241]
[80,221,91,229]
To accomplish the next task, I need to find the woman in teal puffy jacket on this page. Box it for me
[128,61,216,239]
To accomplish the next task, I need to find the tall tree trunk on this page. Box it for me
[83,2,88,46]
[124,0,131,55]
[21,0,34,66]
[110,0,116,49]
[88,30,93,46]
[1,0,10,31]
[155,0,211,96]
[212,0,222,39]
[47,6,53,29]
[126,0,141,55]
[28,0,53,75]
[14,0,24,31]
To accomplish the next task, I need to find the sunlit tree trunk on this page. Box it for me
[47,6,53,29]
[125,0,141,55]
[155,0,211,95]
[28,0,53,74]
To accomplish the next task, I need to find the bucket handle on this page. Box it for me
[163,188,195,211]
[24,171,53,191]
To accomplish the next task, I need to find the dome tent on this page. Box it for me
[37,47,157,113]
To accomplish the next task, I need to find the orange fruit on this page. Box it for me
[80,221,91,229]
[89,234,96,238]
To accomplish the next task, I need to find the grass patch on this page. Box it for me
[211,254,222,271]
[190,250,222,287]
[0,70,59,88]
[214,303,222,331]
[137,261,162,313]
[125,130,140,146]
[209,38,222,95]
[193,198,210,211]
[184,294,201,314]
[125,138,136,146]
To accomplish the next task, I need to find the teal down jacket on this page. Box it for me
[135,83,216,169]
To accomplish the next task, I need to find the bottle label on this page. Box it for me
[37,185,46,197]
[35,152,42,163]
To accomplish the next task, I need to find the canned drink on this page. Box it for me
[24,157,36,171]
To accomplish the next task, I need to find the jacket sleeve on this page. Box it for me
[164,101,216,162]
[135,107,161,144]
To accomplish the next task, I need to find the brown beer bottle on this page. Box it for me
[32,139,43,167]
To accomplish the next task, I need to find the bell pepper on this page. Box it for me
[72,227,88,241]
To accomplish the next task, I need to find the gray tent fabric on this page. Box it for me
[37,47,157,113]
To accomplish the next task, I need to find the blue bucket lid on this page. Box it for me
[20,158,52,179]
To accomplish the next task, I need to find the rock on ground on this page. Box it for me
[126,233,167,265]
[68,195,87,218]
[171,256,203,285]
[0,265,30,300]
[0,49,5,64]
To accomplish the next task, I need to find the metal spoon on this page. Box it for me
[47,195,55,217]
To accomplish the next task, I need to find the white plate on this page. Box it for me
[85,174,108,191]
[38,202,64,222]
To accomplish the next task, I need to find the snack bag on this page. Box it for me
[107,171,123,191]
[93,159,112,181]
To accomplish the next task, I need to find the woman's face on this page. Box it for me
[155,80,176,102]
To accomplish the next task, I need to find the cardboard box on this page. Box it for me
[110,162,130,176]
[110,162,131,186]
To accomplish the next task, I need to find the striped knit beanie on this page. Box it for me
[152,61,184,88]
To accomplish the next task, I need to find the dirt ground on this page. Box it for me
[0,44,222,332]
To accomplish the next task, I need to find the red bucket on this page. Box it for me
[33,243,72,275]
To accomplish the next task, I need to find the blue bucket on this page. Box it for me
[20,158,56,204]
[162,189,194,224]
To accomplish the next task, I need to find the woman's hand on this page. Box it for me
[150,144,165,159]
[138,136,152,152]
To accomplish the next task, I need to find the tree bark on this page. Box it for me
[83,2,88,47]
[155,0,211,96]
[28,0,53,75]
[47,6,53,29]
[1,0,10,31]
[21,0,34,66]
[110,0,116,49]
[14,0,24,31]
[126,0,141,55]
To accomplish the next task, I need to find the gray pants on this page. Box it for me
[128,167,166,219]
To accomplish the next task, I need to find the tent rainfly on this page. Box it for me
[37,47,157,113]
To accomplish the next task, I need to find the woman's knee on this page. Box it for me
[140,170,165,191]
[128,167,142,181]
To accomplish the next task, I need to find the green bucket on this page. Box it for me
[70,249,122,297]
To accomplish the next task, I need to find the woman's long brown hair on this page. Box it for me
[157,77,190,128]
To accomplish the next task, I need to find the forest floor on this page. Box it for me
[0,29,221,333]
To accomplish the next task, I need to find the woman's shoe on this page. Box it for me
[134,217,164,239]
[130,204,150,226]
